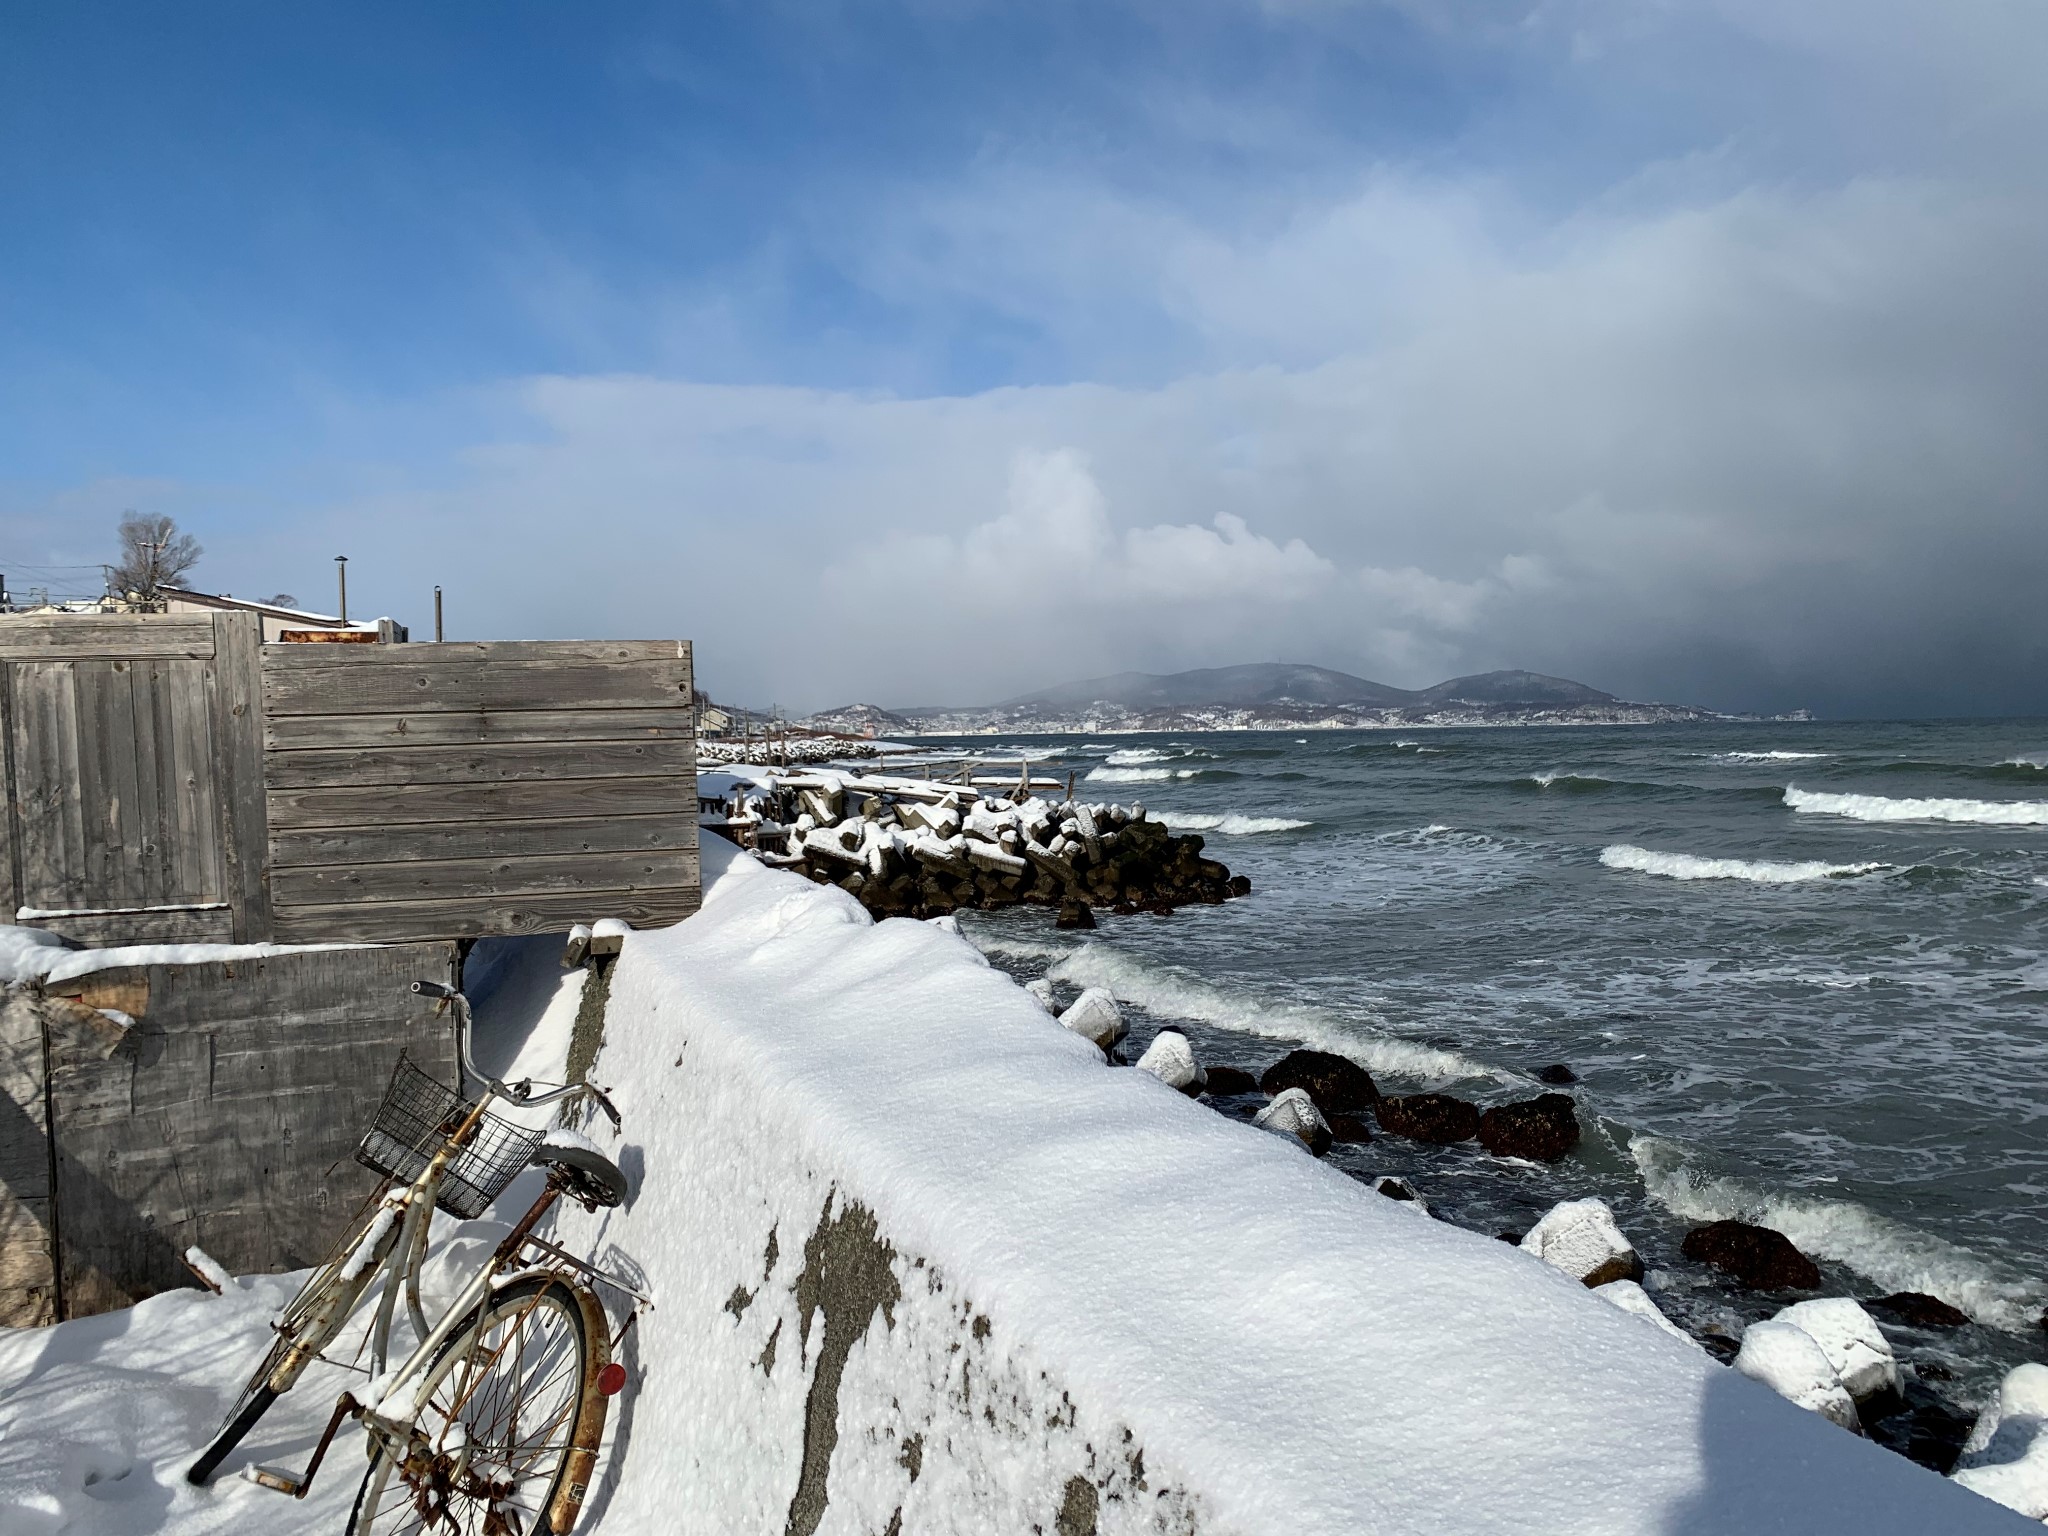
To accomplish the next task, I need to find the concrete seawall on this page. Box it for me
[552,837,2029,1535]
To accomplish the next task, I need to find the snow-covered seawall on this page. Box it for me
[561,839,2027,1535]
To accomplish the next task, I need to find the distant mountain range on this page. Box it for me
[794,664,1792,737]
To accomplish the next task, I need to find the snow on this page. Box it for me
[1952,1364,2048,1520]
[182,1249,231,1295]
[1252,1086,1331,1153]
[1056,985,1126,1053]
[1134,1029,1205,1093]
[1519,1198,1641,1287]
[1594,1280,1700,1348]
[1772,1298,1898,1400]
[1734,1320,1861,1431]
[0,923,356,987]
[1,840,2034,1535]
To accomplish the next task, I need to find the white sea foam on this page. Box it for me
[2002,754,2048,770]
[1154,812,1312,835]
[1085,766,1173,783]
[970,931,1518,1088]
[1599,845,1886,884]
[1633,1137,2045,1331]
[1106,748,1170,766]
[1784,786,2048,826]
[1713,751,1833,762]
[1526,770,1609,788]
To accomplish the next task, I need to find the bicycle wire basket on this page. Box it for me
[356,1053,545,1221]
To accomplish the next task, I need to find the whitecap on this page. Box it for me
[1085,766,1173,783]
[1712,751,1833,762]
[2002,754,2048,770]
[1526,770,1609,788]
[1784,786,2048,826]
[1105,748,1170,766]
[1599,845,1886,884]
[1632,1137,2045,1331]
[1154,811,1312,835]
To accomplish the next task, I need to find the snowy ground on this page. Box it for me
[2,842,2037,1533]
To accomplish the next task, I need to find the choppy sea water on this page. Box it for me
[931,721,2048,1424]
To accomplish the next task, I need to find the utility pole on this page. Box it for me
[433,585,444,642]
[335,555,349,624]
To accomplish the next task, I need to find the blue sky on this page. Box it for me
[4,2,2045,714]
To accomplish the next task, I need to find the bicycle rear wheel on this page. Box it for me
[347,1276,608,1536]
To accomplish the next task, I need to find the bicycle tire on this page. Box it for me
[185,1384,278,1486]
[346,1276,611,1536]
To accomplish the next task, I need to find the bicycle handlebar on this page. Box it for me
[411,979,454,999]
[410,978,617,1118]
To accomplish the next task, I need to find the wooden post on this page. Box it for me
[434,585,443,642]
[211,612,273,943]
[335,555,349,624]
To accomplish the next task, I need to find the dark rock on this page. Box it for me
[1916,1362,1955,1382]
[1866,1385,1975,1475]
[1201,1065,1262,1097]
[1680,1220,1821,1290]
[1495,1230,1524,1244]
[1112,900,1139,915]
[1259,1049,1378,1113]
[1536,1063,1579,1085]
[1476,1094,1581,1162]
[1327,1112,1373,1144]
[1054,902,1096,930]
[1373,1176,1419,1202]
[1146,903,1175,917]
[1698,1332,1742,1365]
[1375,1092,1480,1144]
[1868,1292,1970,1330]
[1227,874,1253,898]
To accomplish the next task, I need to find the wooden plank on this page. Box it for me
[263,737,699,791]
[0,989,56,1325]
[212,612,273,942]
[261,658,693,716]
[271,812,695,869]
[165,658,225,907]
[264,705,698,750]
[127,661,170,908]
[0,664,21,923]
[0,615,216,660]
[21,907,234,946]
[72,662,139,909]
[270,885,701,943]
[13,663,86,913]
[272,847,698,905]
[260,639,689,667]
[266,773,696,830]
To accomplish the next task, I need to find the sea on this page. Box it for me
[926,719,2048,1442]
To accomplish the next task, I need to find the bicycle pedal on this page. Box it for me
[242,1463,308,1496]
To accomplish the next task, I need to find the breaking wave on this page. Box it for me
[2001,754,2048,771]
[1599,845,1886,884]
[1712,751,1833,762]
[1085,766,1198,784]
[1105,748,1170,766]
[1784,786,2048,826]
[1154,811,1312,835]
[1523,771,1610,790]
[1633,1138,2044,1330]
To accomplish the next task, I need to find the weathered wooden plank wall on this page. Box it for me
[0,944,460,1321]
[261,640,700,943]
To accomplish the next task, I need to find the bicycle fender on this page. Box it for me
[546,1282,615,1535]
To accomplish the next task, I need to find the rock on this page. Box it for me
[1951,1364,2048,1518]
[1202,1065,1261,1097]
[1868,1291,1970,1329]
[1594,1280,1700,1348]
[1023,977,1058,1013]
[1058,988,1127,1054]
[1771,1298,1897,1400]
[1371,1176,1428,1212]
[1681,1220,1821,1291]
[1054,901,1096,930]
[1135,1030,1205,1095]
[1375,1092,1480,1144]
[1259,1049,1378,1112]
[1519,1198,1643,1287]
[1326,1112,1373,1144]
[1536,1063,1579,1085]
[1227,874,1253,897]
[1476,1094,1581,1161]
[1735,1321,1861,1431]
[1253,1088,1332,1156]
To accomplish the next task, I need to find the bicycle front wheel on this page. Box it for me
[347,1276,607,1536]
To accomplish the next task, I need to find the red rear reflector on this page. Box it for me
[597,1362,628,1397]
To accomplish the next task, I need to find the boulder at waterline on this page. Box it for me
[1370,1176,1429,1213]
[1135,1030,1205,1095]
[1055,901,1096,930]
[1773,1298,1898,1401]
[1258,1049,1378,1112]
[1736,1320,1861,1431]
[1682,1220,1821,1291]
[1869,1292,1970,1330]
[1950,1363,2048,1520]
[1253,1087,1333,1156]
[1519,1198,1643,1288]
[1202,1065,1262,1097]
[1537,1063,1579,1085]
[1477,1093,1581,1161]
[1059,987,1127,1054]
[1376,1092,1480,1144]
[1327,1112,1373,1144]
[1594,1280,1700,1349]
[1024,977,1058,1013]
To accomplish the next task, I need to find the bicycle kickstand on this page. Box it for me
[243,1393,359,1500]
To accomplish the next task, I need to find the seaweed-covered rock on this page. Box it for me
[1868,1292,1970,1329]
[1202,1065,1262,1097]
[1477,1094,1581,1161]
[1259,1049,1378,1113]
[1376,1092,1480,1144]
[1327,1112,1374,1144]
[1682,1220,1821,1291]
[1536,1063,1579,1085]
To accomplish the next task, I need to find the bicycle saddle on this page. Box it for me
[532,1142,629,1209]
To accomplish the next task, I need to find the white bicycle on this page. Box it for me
[186,980,644,1535]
